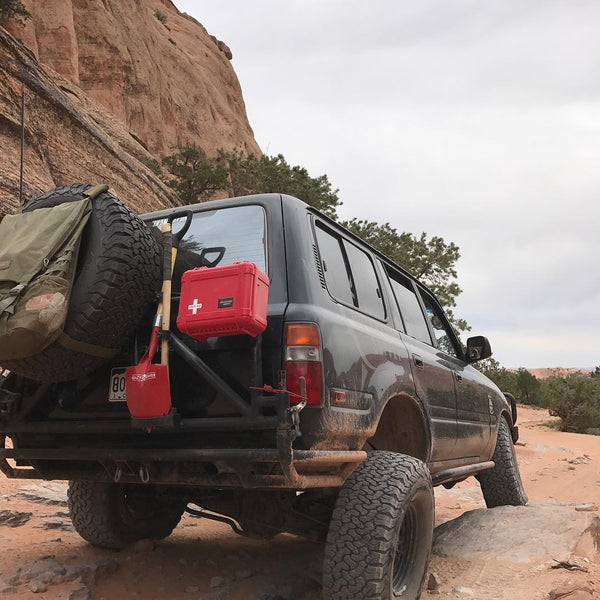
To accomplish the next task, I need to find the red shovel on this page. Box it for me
[126,212,193,420]
[125,321,169,418]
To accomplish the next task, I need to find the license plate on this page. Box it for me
[109,367,127,402]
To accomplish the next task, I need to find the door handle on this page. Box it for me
[454,371,463,382]
[413,355,424,369]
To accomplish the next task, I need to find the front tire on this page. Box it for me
[323,452,434,600]
[477,417,528,508]
[68,481,185,549]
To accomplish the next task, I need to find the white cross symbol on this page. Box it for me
[188,299,203,315]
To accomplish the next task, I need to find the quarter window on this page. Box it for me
[315,223,385,319]
[343,241,385,319]
[314,225,354,305]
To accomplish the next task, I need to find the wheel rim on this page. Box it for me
[392,489,430,596]
[119,485,160,524]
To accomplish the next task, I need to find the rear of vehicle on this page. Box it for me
[0,190,524,599]
[0,194,363,493]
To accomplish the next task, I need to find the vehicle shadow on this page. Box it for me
[92,515,324,600]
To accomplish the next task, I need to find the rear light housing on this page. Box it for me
[285,323,323,406]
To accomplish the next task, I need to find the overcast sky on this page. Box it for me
[177,0,600,369]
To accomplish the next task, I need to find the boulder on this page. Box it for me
[0,509,32,527]
[433,503,598,564]
[17,482,68,506]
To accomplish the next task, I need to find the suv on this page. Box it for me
[0,187,526,600]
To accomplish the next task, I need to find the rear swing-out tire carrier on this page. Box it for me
[0,332,366,489]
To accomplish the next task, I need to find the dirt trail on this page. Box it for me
[0,405,598,599]
[433,406,600,598]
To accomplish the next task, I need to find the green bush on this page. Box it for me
[162,146,463,320]
[0,0,31,26]
[545,374,600,433]
[161,147,341,216]
[154,9,167,25]
[217,149,341,219]
[161,146,228,204]
[477,361,600,434]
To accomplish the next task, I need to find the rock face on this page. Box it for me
[0,26,178,218]
[0,1,261,218]
[4,0,260,158]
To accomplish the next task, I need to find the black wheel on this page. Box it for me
[2,183,161,382]
[477,417,528,508]
[323,452,434,600]
[67,480,185,549]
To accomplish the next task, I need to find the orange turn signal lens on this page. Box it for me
[286,323,320,347]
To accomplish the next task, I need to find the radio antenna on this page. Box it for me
[19,85,25,205]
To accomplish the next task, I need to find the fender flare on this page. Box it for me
[368,392,432,463]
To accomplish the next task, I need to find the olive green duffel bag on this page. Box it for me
[0,197,92,361]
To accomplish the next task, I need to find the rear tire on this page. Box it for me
[477,417,528,508]
[67,480,185,549]
[323,452,434,600]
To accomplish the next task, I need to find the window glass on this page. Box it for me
[154,205,267,294]
[314,225,354,305]
[343,241,385,319]
[387,270,431,344]
[421,293,458,358]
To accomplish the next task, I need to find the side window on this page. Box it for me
[420,292,459,358]
[314,224,354,305]
[386,269,431,344]
[314,223,385,319]
[342,241,385,320]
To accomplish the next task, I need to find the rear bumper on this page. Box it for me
[0,445,366,489]
[0,388,366,489]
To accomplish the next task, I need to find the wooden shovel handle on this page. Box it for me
[160,223,172,366]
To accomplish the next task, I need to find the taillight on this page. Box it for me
[285,323,323,406]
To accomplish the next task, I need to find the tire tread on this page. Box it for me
[67,480,183,550]
[323,452,433,600]
[478,418,528,508]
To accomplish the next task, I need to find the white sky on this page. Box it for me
[176,0,600,369]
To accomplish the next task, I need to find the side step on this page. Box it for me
[431,461,494,487]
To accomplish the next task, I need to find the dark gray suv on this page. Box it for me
[0,187,527,600]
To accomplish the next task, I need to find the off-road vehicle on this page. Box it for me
[0,184,527,600]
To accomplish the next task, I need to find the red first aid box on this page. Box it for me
[177,262,269,341]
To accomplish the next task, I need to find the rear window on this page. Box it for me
[154,205,267,294]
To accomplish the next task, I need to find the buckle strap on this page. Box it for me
[0,283,26,315]
[57,332,119,359]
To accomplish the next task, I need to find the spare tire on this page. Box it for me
[2,183,161,382]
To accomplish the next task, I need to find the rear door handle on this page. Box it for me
[454,371,463,382]
[413,355,424,369]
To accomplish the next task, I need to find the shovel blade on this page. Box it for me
[125,363,171,418]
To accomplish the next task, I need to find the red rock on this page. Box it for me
[548,583,595,599]
[5,0,258,159]
[1,1,260,219]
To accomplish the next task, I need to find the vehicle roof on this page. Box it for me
[141,193,290,220]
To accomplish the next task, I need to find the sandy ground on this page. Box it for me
[0,405,598,599]
[433,406,600,599]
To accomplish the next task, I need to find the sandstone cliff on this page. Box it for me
[0,0,260,217]
[0,26,178,218]
[5,0,259,158]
